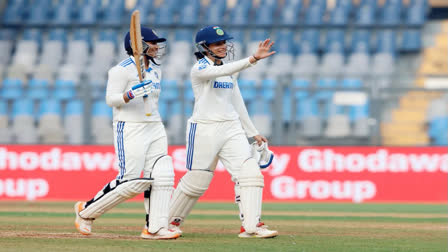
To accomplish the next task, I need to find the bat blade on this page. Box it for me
[130,10,151,116]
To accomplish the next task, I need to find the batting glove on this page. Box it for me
[250,142,274,169]
[126,80,152,100]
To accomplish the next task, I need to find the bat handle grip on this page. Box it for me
[143,96,151,116]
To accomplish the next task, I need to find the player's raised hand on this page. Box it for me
[253,38,276,60]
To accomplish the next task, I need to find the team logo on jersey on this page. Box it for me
[198,64,207,70]
[213,81,233,89]
[154,71,159,79]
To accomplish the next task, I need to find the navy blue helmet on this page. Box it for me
[124,27,166,55]
[195,25,233,46]
[195,26,234,60]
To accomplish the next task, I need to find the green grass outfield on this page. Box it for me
[0,201,446,252]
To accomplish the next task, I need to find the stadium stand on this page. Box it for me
[0,0,444,146]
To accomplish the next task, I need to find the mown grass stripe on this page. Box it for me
[0,212,446,223]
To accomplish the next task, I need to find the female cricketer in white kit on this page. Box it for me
[74,27,179,240]
[168,26,278,238]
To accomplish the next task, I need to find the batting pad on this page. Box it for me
[148,156,175,233]
[169,170,213,225]
[80,178,153,219]
[239,158,264,233]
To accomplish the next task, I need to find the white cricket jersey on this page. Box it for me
[106,56,162,122]
[190,56,259,137]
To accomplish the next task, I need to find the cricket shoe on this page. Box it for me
[74,201,94,235]
[238,222,278,238]
[169,221,183,236]
[141,227,180,240]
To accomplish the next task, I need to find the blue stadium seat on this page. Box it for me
[401,29,422,51]
[279,3,300,25]
[274,30,295,54]
[13,100,34,117]
[239,79,257,101]
[351,29,371,53]
[300,29,320,53]
[99,29,117,42]
[316,78,338,101]
[325,102,345,118]
[250,30,269,42]
[179,5,199,25]
[342,78,363,88]
[406,4,425,26]
[102,1,125,26]
[170,101,182,117]
[92,100,112,118]
[409,0,428,9]
[292,78,310,99]
[73,28,92,44]
[160,80,178,101]
[2,4,23,25]
[205,4,227,25]
[228,29,245,43]
[305,4,324,26]
[184,101,193,116]
[336,0,352,13]
[429,117,448,145]
[27,79,50,100]
[49,29,68,42]
[376,30,397,54]
[39,99,62,116]
[296,98,319,121]
[255,6,274,26]
[329,7,348,26]
[0,100,8,116]
[251,99,271,115]
[356,4,375,27]
[52,3,73,25]
[53,80,76,100]
[183,80,195,102]
[66,100,84,116]
[1,79,23,100]
[78,3,98,25]
[27,5,49,25]
[23,28,42,43]
[174,30,193,42]
[359,0,378,7]
[158,100,168,119]
[381,5,401,26]
[261,79,276,101]
[0,29,15,40]
[155,6,174,25]
[350,103,369,121]
[325,29,345,53]
[230,5,250,25]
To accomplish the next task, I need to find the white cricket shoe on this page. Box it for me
[169,221,183,236]
[140,227,180,240]
[238,222,278,238]
[74,201,93,235]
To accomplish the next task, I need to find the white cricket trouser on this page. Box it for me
[113,121,168,180]
[185,119,251,181]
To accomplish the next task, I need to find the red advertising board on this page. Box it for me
[0,145,446,202]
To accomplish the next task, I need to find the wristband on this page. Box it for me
[126,90,135,100]
[252,55,260,61]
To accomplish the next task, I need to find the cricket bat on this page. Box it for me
[130,10,151,116]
